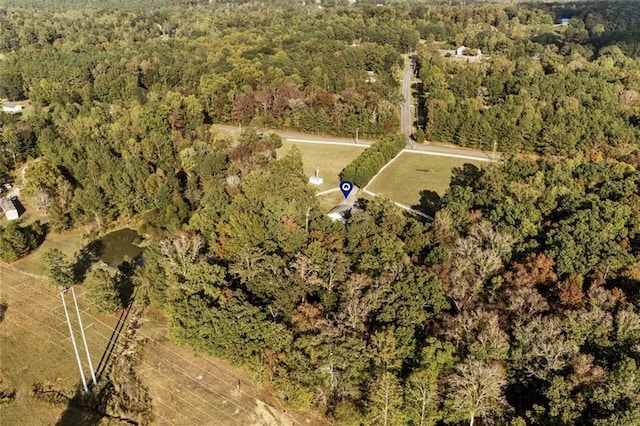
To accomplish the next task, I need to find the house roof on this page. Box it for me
[328,203,352,215]
[1,197,17,213]
[2,104,23,112]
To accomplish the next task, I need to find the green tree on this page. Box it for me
[86,267,122,314]
[42,248,74,288]
[365,372,405,426]
[405,339,456,426]
[0,221,43,262]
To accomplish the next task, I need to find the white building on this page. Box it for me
[327,203,351,224]
[1,198,20,220]
[2,104,23,114]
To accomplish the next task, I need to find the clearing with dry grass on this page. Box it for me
[1,231,323,425]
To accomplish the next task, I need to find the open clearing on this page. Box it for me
[0,264,120,425]
[1,231,321,425]
[366,152,486,206]
[316,190,346,213]
[278,140,365,192]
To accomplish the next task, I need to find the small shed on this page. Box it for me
[1,197,20,220]
[561,18,570,26]
[2,104,23,114]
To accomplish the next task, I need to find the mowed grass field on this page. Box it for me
[278,140,366,192]
[366,152,487,206]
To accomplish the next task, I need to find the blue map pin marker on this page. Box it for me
[339,181,354,199]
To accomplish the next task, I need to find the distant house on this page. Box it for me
[455,46,482,59]
[365,70,377,83]
[2,104,23,114]
[554,18,572,28]
[327,203,352,224]
[1,197,20,221]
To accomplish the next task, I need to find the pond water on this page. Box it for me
[92,228,143,267]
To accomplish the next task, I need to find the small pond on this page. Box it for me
[91,228,144,267]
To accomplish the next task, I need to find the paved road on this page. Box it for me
[215,56,499,163]
[400,56,414,145]
[215,124,496,162]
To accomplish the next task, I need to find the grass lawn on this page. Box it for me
[11,228,86,277]
[1,229,321,426]
[316,190,347,213]
[366,152,486,207]
[278,141,365,192]
[0,265,120,425]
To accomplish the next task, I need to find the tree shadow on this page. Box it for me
[0,302,7,323]
[12,197,27,217]
[531,32,563,47]
[414,190,442,218]
[31,220,49,248]
[73,244,99,283]
[117,259,137,307]
[450,163,483,187]
[411,81,426,130]
[55,386,105,426]
[95,301,135,381]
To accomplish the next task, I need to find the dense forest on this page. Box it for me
[417,2,640,156]
[1,1,640,425]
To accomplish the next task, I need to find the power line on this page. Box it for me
[1,311,210,426]
[73,293,305,426]
[3,283,248,425]
[4,267,304,425]
[60,289,89,393]
[71,287,98,386]
[71,313,261,424]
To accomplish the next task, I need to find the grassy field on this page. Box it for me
[366,152,486,206]
[0,263,120,425]
[316,190,346,213]
[278,141,365,192]
[0,229,323,426]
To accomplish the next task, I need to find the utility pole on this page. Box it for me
[355,127,359,144]
[71,287,97,386]
[492,140,498,161]
[61,290,89,393]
